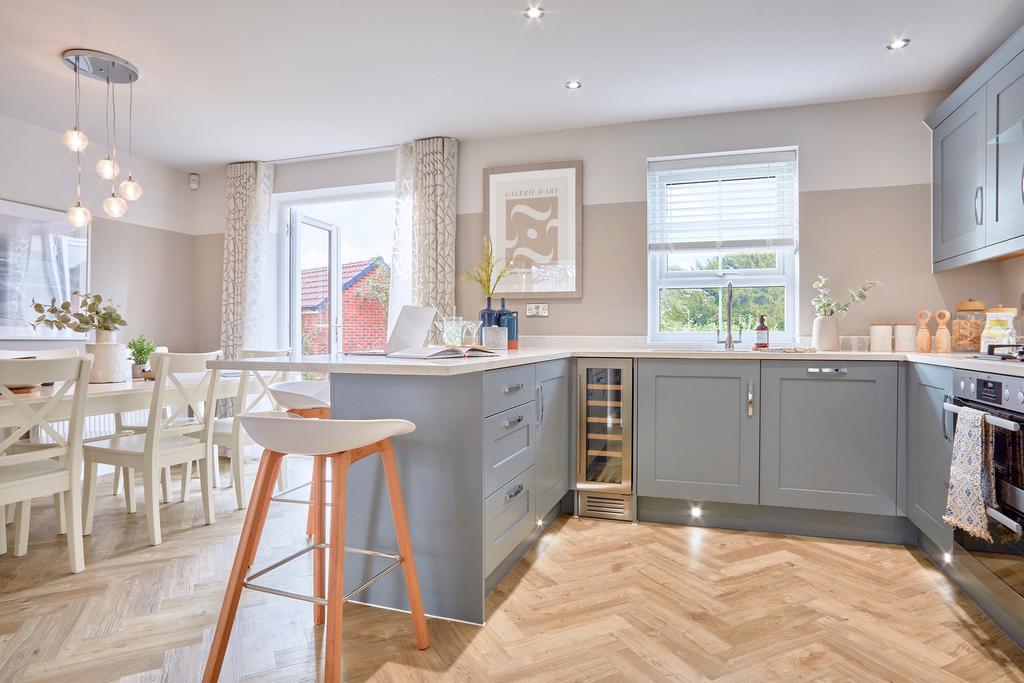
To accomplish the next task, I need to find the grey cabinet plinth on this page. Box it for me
[907,363,955,551]
[636,360,760,504]
[534,359,571,517]
[759,361,899,515]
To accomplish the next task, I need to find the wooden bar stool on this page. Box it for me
[203,412,429,683]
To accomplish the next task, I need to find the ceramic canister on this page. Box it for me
[869,324,893,352]
[893,323,917,352]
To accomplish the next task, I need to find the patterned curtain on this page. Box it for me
[392,138,457,329]
[220,161,274,360]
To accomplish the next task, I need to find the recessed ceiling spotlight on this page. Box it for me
[524,5,544,19]
[564,79,583,90]
[886,37,911,51]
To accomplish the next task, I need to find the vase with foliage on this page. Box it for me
[127,333,158,379]
[462,236,512,333]
[32,292,129,383]
[810,276,880,351]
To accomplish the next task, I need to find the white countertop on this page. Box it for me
[207,347,1024,378]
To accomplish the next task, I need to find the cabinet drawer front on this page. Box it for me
[484,466,535,576]
[483,365,537,417]
[483,403,536,496]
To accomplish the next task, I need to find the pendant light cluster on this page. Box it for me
[61,49,142,227]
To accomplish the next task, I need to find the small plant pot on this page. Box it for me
[131,363,151,380]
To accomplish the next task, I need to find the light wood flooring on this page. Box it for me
[2,453,1024,682]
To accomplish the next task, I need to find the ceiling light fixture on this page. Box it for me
[564,79,583,90]
[886,37,911,51]
[61,49,141,225]
[524,5,544,19]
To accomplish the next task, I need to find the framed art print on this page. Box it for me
[484,160,582,299]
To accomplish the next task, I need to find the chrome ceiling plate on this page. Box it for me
[61,49,139,84]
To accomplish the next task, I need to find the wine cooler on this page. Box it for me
[576,358,634,520]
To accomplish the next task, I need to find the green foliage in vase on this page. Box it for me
[127,334,157,365]
[31,292,127,332]
[462,236,512,299]
[811,275,881,317]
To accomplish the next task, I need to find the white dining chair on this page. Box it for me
[211,348,291,510]
[83,351,222,546]
[0,354,92,573]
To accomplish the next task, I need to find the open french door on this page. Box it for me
[289,209,340,356]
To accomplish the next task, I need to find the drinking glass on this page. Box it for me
[439,316,463,346]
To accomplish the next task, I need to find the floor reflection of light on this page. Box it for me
[688,526,705,554]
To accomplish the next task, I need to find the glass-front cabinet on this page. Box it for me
[577,358,633,495]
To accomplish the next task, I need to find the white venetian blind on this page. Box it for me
[647,149,798,252]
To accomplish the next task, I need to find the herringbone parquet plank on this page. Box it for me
[1,450,1023,682]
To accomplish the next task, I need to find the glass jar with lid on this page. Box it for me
[952,299,985,352]
[981,305,1018,353]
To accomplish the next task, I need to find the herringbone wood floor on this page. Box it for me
[2,453,1024,682]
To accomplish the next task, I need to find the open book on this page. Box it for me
[387,346,498,359]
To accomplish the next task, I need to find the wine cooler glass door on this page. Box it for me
[579,362,632,493]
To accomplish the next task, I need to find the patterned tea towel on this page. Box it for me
[943,406,997,542]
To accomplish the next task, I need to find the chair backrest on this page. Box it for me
[234,348,292,415]
[0,355,93,471]
[0,347,81,359]
[145,351,222,454]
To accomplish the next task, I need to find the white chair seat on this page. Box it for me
[0,459,68,489]
[86,432,205,457]
[239,412,414,455]
[268,381,330,410]
[213,417,236,435]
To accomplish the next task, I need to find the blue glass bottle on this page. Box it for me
[497,298,519,350]
[479,297,499,330]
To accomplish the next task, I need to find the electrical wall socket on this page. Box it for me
[526,303,549,317]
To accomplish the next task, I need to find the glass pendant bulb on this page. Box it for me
[119,175,143,201]
[63,128,89,152]
[67,202,91,228]
[103,192,127,218]
[96,156,120,180]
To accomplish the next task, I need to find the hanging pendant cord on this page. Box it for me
[110,79,118,192]
[127,81,134,176]
[74,59,81,203]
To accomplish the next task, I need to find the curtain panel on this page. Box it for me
[220,161,274,361]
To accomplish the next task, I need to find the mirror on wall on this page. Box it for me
[0,198,89,339]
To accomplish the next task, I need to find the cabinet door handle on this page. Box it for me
[505,483,525,501]
[503,415,524,428]
[807,367,847,374]
[747,381,754,417]
[942,393,952,441]
[538,384,545,424]
[975,185,984,226]
[503,383,524,394]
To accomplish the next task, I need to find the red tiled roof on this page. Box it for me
[300,259,377,308]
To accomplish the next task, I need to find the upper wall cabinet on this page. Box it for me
[928,25,1024,271]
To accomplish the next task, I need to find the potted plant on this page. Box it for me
[811,276,880,351]
[462,235,512,330]
[127,333,157,379]
[32,292,129,383]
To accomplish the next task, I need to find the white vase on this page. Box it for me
[812,315,840,351]
[85,330,128,383]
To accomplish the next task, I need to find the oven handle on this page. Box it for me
[942,402,1021,433]
[942,394,952,441]
[987,506,1023,535]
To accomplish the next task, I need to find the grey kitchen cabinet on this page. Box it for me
[986,50,1024,247]
[933,88,988,264]
[534,359,571,517]
[636,360,760,504]
[760,361,899,515]
[906,363,955,551]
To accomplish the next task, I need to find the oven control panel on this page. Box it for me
[954,369,1024,409]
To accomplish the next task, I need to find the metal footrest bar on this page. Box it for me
[271,478,334,506]
[345,559,403,601]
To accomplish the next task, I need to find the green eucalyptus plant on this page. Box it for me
[127,334,157,366]
[32,292,127,333]
[811,276,881,317]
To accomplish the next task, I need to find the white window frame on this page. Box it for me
[646,148,799,345]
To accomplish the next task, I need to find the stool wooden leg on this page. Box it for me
[203,450,283,683]
[313,457,327,626]
[306,461,321,537]
[380,439,430,650]
[324,454,350,683]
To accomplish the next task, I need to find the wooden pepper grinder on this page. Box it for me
[916,310,932,353]
[934,309,951,353]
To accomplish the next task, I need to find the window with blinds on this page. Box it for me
[646,148,798,343]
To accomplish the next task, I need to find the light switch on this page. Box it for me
[526,303,549,317]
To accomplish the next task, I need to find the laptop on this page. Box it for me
[345,305,437,356]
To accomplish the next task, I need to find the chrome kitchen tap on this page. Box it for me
[716,281,741,350]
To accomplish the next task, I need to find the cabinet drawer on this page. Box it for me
[484,466,535,576]
[483,365,537,417]
[483,403,536,496]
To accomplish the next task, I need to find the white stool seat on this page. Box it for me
[239,412,415,455]
[268,381,331,410]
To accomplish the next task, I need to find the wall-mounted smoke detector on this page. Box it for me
[188,173,200,190]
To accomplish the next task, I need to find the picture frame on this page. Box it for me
[483,160,582,299]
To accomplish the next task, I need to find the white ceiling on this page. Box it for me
[2,0,1023,170]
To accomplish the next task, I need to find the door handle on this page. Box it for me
[975,185,984,226]
[538,384,545,424]
[747,381,754,417]
[503,415,524,428]
[807,367,847,374]
[503,383,524,394]
[505,483,525,501]
[942,393,952,441]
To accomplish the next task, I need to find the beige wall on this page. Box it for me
[192,233,226,351]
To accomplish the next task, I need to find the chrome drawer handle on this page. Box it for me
[503,415,524,428]
[503,383,524,393]
[807,367,847,374]
[505,483,525,501]
[975,185,984,226]
[747,381,754,417]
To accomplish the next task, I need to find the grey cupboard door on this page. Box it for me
[907,363,955,551]
[535,359,570,516]
[987,51,1024,246]
[933,88,988,263]
[636,360,759,504]
[760,361,898,515]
